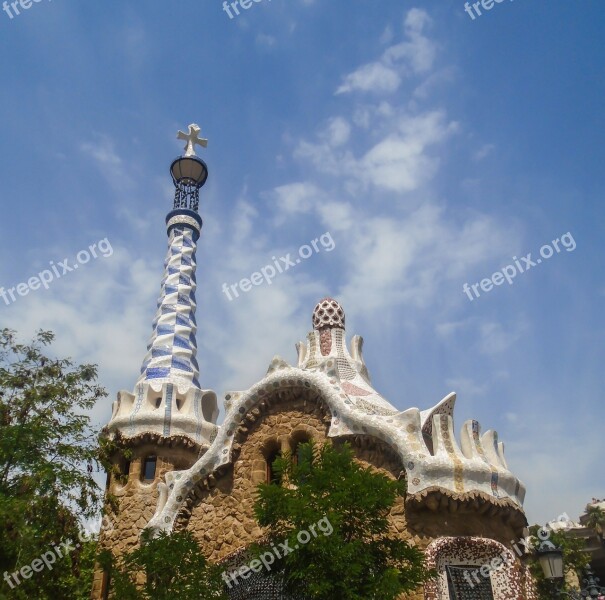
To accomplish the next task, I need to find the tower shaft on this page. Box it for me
[138,216,201,393]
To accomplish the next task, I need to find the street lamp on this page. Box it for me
[537,540,565,580]
[536,541,605,599]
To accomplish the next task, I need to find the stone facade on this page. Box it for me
[94,387,532,599]
[94,141,536,599]
[91,438,202,598]
[180,396,329,561]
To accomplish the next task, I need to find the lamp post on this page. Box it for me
[171,123,209,213]
[536,541,605,599]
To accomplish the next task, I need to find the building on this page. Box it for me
[578,499,605,580]
[548,499,605,585]
[92,126,537,600]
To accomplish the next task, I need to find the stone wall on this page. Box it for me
[90,442,199,599]
[182,395,330,561]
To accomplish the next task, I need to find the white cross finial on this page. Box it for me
[177,123,208,157]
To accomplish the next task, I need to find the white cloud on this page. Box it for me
[337,206,513,314]
[360,111,458,192]
[2,243,158,427]
[296,110,458,194]
[380,25,394,45]
[256,33,276,47]
[269,182,322,218]
[404,7,432,35]
[337,62,402,95]
[336,8,435,96]
[505,413,604,524]
[435,319,469,337]
[477,320,527,355]
[323,117,351,147]
[474,143,496,161]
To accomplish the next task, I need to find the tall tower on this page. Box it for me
[92,125,220,600]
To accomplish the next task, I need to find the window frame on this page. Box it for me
[142,456,158,483]
[445,564,495,600]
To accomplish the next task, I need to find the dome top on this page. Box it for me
[312,297,345,330]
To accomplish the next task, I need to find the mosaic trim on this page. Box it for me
[354,397,399,416]
[439,414,465,494]
[145,361,526,536]
[304,331,318,370]
[166,213,201,235]
[341,381,372,397]
[163,383,174,437]
[464,421,501,498]
[129,384,145,437]
[319,328,332,356]
[421,392,456,438]
[108,381,218,450]
[424,537,535,600]
[194,389,203,443]
[333,329,355,381]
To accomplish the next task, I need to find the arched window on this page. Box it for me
[291,437,313,486]
[266,450,282,485]
[292,440,310,466]
[101,570,111,600]
[142,456,157,482]
[116,455,130,484]
[424,538,515,600]
[291,431,312,466]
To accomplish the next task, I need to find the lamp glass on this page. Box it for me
[538,551,564,579]
[171,157,207,185]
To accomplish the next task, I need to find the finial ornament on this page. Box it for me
[313,297,345,330]
[177,123,208,157]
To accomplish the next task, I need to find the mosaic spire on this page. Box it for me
[137,223,201,392]
[137,125,209,394]
[105,125,219,447]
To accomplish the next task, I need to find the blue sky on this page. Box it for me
[1,0,604,526]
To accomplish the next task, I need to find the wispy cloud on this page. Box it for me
[336,9,436,95]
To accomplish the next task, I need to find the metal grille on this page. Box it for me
[224,571,308,600]
[446,565,495,600]
[173,181,200,212]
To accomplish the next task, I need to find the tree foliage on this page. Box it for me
[528,525,590,600]
[99,529,228,600]
[253,441,432,600]
[584,505,605,536]
[0,328,105,599]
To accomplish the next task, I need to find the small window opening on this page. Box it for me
[292,440,310,466]
[142,456,157,482]
[266,450,282,485]
[116,456,130,484]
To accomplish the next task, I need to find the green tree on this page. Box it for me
[252,441,432,600]
[0,328,106,599]
[98,529,228,600]
[584,505,605,536]
[528,525,590,600]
